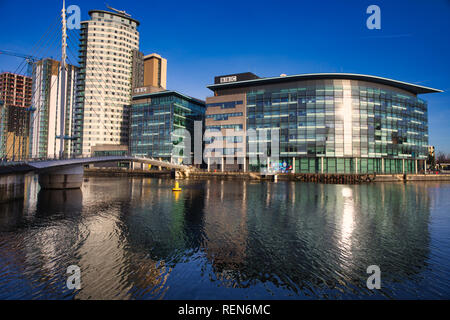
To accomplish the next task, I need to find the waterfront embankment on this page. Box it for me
[84,168,172,178]
[83,168,450,183]
[374,174,450,182]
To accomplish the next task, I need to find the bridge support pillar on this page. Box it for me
[0,174,25,203]
[173,170,189,179]
[38,165,84,190]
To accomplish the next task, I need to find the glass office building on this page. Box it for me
[130,90,205,163]
[207,73,442,174]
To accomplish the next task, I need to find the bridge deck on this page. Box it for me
[0,156,192,174]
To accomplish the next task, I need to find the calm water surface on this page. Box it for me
[0,176,449,299]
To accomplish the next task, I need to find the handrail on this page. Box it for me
[0,155,193,171]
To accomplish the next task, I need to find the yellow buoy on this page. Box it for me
[172,181,182,192]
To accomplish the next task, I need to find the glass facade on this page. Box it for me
[130,92,205,162]
[93,150,128,157]
[245,79,429,174]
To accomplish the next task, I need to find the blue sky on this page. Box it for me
[1,0,449,152]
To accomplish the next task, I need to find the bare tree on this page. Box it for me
[437,151,450,163]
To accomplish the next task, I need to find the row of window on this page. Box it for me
[205,135,244,144]
[206,101,243,109]
[206,124,244,131]
[206,112,243,121]
[247,157,420,174]
[205,148,244,155]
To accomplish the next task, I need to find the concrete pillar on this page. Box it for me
[402,158,405,174]
[243,157,247,173]
[425,160,427,174]
[38,165,84,190]
[415,159,418,174]
[355,157,358,174]
[222,157,224,172]
[321,157,324,174]
[382,158,385,173]
[159,158,162,171]
[207,157,210,172]
[0,174,25,203]
[293,157,296,173]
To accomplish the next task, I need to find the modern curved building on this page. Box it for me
[206,73,442,174]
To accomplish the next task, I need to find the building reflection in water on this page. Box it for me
[0,178,84,299]
[202,180,248,287]
[74,177,175,299]
[0,200,24,232]
[340,187,355,265]
[196,181,432,298]
[0,176,439,299]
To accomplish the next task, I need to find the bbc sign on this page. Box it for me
[220,76,237,83]
[214,72,259,85]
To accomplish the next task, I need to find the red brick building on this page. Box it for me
[0,72,32,160]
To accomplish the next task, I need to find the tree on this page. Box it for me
[428,153,436,170]
[437,151,448,164]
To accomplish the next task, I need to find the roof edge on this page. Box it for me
[132,90,205,106]
[88,9,140,26]
[207,73,443,95]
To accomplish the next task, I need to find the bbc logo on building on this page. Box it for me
[220,76,237,83]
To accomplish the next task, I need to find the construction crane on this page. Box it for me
[0,50,40,161]
[0,49,40,77]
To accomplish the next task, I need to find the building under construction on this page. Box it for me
[0,72,32,160]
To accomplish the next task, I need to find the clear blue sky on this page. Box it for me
[1,0,449,152]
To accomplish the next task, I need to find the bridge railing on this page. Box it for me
[0,154,97,166]
[0,154,194,170]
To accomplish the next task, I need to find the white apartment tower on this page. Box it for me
[73,8,140,156]
[30,59,78,158]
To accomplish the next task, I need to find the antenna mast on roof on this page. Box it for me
[106,4,131,17]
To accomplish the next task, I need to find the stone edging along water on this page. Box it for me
[83,168,450,183]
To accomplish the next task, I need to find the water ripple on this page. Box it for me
[0,177,449,299]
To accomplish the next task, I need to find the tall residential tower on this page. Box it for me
[29,59,78,158]
[143,53,167,90]
[73,8,140,156]
[131,51,168,94]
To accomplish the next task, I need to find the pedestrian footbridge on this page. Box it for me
[0,156,194,195]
